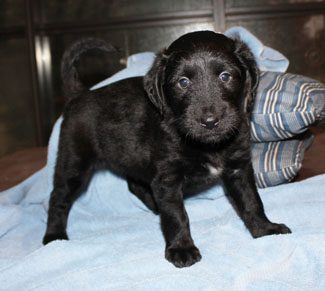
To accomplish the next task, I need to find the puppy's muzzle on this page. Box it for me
[200,114,219,130]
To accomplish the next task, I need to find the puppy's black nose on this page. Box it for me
[200,115,219,130]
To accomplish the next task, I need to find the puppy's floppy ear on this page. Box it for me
[233,38,260,114]
[144,51,168,116]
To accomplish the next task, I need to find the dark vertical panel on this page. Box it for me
[25,0,43,145]
[213,0,226,32]
[0,0,25,28]
[0,37,37,156]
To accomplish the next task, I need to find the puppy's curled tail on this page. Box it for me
[61,38,117,100]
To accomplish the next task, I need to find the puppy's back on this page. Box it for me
[61,77,160,181]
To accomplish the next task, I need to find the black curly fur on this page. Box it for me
[61,38,118,100]
[44,31,291,268]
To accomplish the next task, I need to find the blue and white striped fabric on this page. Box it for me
[252,135,314,188]
[251,72,325,142]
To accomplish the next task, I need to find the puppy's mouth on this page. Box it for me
[181,116,240,144]
[199,117,220,130]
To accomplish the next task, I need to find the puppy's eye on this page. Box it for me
[178,77,190,89]
[219,72,231,82]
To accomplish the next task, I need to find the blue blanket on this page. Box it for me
[224,27,289,73]
[0,116,324,289]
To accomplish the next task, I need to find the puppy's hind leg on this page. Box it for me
[43,150,94,245]
[127,178,159,214]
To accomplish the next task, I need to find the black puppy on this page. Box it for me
[43,31,291,268]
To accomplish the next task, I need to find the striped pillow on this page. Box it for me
[251,72,325,142]
[251,134,314,188]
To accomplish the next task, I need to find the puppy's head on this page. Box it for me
[144,31,259,143]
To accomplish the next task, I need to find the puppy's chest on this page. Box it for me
[185,152,224,179]
[203,154,224,178]
[204,162,223,177]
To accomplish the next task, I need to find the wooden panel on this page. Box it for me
[0,37,37,156]
[226,0,324,9]
[0,0,25,28]
[128,22,215,53]
[0,147,47,191]
[226,14,325,82]
[33,0,213,24]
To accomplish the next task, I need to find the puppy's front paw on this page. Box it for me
[165,245,202,268]
[43,231,69,245]
[252,222,291,238]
